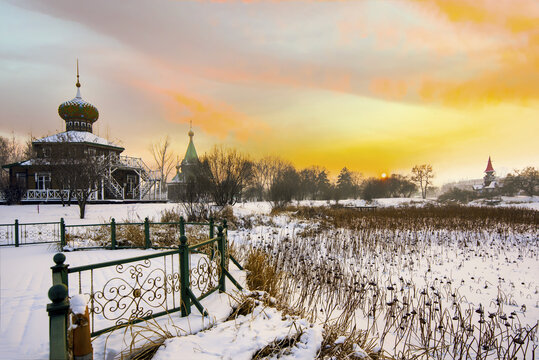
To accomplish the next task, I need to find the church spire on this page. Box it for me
[75,59,81,98]
[484,156,494,173]
[183,122,198,165]
[59,60,99,132]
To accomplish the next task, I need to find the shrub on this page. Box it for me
[438,187,477,204]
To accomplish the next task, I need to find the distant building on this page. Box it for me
[168,127,200,201]
[472,156,498,192]
[1,64,163,203]
[440,157,500,195]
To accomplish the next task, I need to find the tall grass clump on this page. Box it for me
[244,248,282,299]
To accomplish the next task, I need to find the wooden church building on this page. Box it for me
[2,66,163,203]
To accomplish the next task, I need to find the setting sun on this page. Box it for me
[381,173,387,179]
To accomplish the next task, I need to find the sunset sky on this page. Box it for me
[1,0,538,184]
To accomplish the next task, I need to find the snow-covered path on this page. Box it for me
[0,245,173,359]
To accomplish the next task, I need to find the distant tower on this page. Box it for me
[483,156,495,187]
[168,124,201,201]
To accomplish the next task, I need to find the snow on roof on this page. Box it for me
[33,131,123,149]
[472,184,484,190]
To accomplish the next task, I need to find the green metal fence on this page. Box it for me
[0,217,220,250]
[63,218,192,250]
[0,220,61,246]
[46,218,244,359]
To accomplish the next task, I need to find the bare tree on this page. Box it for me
[0,135,25,167]
[151,136,176,184]
[411,164,434,199]
[201,146,252,207]
[178,163,213,221]
[269,164,300,209]
[250,156,291,201]
[71,153,106,219]
[512,167,539,196]
[1,135,27,203]
[42,134,105,218]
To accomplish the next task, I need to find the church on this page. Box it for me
[2,65,163,203]
[167,126,201,201]
[472,156,498,192]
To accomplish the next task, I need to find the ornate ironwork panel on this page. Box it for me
[20,223,60,244]
[0,224,14,245]
[190,245,221,298]
[72,252,182,334]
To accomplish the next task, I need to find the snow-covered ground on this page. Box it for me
[0,202,325,360]
[0,199,538,359]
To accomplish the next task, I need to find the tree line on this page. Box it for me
[176,146,429,213]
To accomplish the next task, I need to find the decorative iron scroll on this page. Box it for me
[0,225,14,245]
[20,223,60,244]
[90,258,181,326]
[190,246,221,296]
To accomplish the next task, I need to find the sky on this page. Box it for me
[0,0,538,185]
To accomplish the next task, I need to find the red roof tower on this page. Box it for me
[484,156,494,173]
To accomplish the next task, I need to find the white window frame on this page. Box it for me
[35,173,51,190]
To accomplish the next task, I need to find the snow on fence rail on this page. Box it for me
[46,218,244,359]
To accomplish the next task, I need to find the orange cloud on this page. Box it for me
[369,78,407,100]
[418,0,539,34]
[403,0,539,106]
[166,91,270,141]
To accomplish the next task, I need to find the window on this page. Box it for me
[36,173,51,190]
[42,147,51,158]
[127,175,137,194]
[16,173,26,187]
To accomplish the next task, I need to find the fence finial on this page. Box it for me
[53,253,66,266]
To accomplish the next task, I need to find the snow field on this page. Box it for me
[1,200,538,359]
[230,208,539,359]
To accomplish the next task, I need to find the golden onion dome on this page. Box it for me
[58,87,99,123]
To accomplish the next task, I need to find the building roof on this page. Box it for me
[33,131,124,151]
[181,131,199,165]
[170,165,182,183]
[485,156,494,173]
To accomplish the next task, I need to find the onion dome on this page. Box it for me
[58,61,99,133]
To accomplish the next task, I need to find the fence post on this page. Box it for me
[144,217,150,249]
[14,219,19,247]
[179,235,191,317]
[209,217,215,260]
[223,220,229,272]
[111,218,116,250]
[218,225,226,293]
[51,253,69,288]
[47,284,70,360]
[60,218,66,248]
[179,216,185,237]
